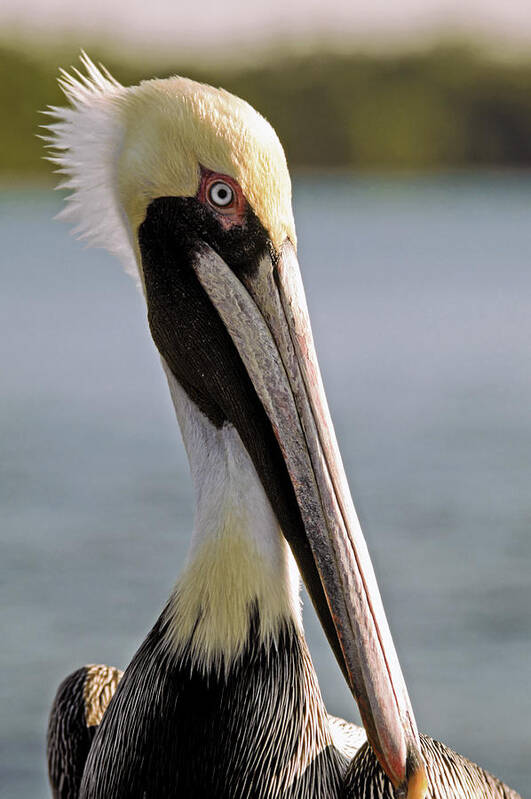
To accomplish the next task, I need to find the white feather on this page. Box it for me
[42,53,138,280]
[162,362,302,669]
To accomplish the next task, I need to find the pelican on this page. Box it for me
[44,56,521,799]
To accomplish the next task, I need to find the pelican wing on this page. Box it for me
[47,664,122,798]
[345,734,523,799]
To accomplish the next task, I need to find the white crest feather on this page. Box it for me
[42,53,138,279]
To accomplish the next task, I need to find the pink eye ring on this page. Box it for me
[198,168,246,228]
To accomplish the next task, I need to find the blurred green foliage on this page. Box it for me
[2,41,531,178]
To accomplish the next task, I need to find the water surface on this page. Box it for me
[1,175,530,796]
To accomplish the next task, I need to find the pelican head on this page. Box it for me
[46,54,426,798]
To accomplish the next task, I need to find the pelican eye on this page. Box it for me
[208,181,234,208]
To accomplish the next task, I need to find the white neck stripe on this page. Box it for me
[161,362,301,671]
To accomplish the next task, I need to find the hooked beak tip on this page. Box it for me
[400,752,428,799]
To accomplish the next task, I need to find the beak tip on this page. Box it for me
[402,753,428,799]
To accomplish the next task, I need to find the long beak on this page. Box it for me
[191,240,427,797]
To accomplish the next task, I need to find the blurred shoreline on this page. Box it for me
[3,38,531,179]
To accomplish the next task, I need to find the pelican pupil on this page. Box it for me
[209,181,233,207]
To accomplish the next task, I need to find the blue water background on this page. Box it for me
[1,175,530,796]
